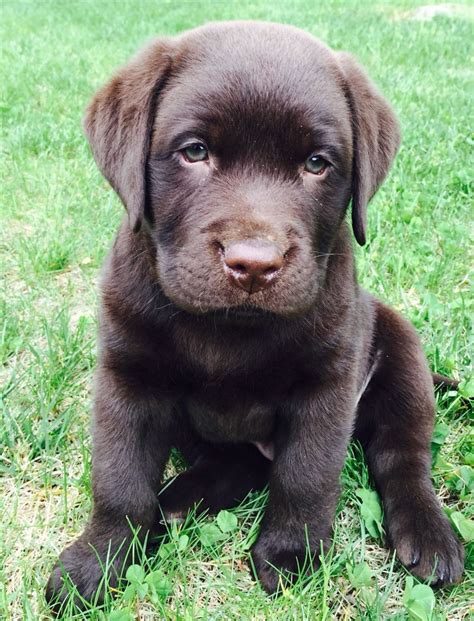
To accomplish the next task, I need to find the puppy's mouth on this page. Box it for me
[203,305,278,324]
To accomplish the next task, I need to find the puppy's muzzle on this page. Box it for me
[221,239,284,294]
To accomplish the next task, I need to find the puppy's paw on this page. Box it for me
[389,512,464,586]
[158,471,203,522]
[45,538,119,612]
[250,530,325,594]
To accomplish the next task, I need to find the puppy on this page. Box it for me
[46,21,464,606]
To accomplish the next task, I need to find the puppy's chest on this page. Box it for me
[185,391,275,444]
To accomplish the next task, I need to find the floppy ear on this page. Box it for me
[83,39,173,232]
[337,53,400,246]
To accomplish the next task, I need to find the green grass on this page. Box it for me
[1,0,473,619]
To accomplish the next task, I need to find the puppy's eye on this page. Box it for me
[304,154,328,175]
[182,142,209,163]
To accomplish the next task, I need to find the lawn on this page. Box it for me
[1,0,473,619]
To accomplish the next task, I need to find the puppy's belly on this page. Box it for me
[186,397,275,445]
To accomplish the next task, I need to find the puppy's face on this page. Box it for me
[148,29,352,317]
[84,22,400,318]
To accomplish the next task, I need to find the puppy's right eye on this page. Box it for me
[304,154,328,175]
[182,143,209,163]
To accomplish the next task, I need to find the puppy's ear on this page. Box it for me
[337,53,400,246]
[83,40,173,232]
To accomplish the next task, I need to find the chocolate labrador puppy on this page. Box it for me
[46,21,464,606]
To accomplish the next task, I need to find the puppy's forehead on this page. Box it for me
[178,21,339,88]
[155,22,351,149]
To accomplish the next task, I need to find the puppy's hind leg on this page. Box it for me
[354,302,464,586]
[159,441,271,520]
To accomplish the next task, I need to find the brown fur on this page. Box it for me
[46,22,463,608]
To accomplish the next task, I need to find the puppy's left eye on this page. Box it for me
[304,154,328,175]
[182,142,209,163]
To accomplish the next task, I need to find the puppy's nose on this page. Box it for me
[223,240,284,294]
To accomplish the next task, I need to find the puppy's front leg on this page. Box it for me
[251,383,354,593]
[46,365,173,608]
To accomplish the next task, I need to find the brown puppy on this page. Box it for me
[46,21,464,606]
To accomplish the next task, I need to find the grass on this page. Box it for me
[1,0,473,619]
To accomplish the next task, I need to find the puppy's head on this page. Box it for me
[84,22,399,318]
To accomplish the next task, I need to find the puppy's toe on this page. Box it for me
[158,471,203,522]
[46,563,69,611]
[45,540,115,612]
[251,531,323,594]
[390,514,464,586]
[251,556,283,594]
[251,546,299,594]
